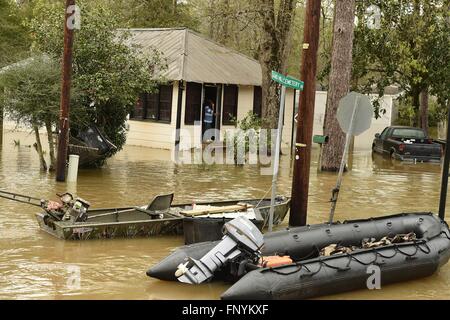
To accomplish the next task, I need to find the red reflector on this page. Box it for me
[399,144,405,152]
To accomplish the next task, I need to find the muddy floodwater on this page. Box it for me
[0,130,449,300]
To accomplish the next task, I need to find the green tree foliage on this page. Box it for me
[191,0,262,59]
[110,0,199,29]
[316,0,338,88]
[0,56,83,170]
[0,57,61,125]
[226,111,263,165]
[353,0,449,119]
[0,0,30,68]
[28,0,166,161]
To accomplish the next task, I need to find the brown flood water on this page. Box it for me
[0,131,449,300]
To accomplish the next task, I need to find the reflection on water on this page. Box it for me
[0,131,449,299]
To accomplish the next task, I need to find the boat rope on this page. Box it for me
[395,244,419,257]
[299,262,323,278]
[256,186,273,209]
[346,251,378,266]
[264,239,437,277]
[429,230,450,241]
[414,240,432,254]
[298,246,320,261]
[318,258,351,272]
[374,247,398,259]
[268,265,303,276]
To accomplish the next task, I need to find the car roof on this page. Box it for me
[388,126,424,130]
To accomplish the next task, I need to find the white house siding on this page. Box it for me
[179,82,201,150]
[309,91,394,150]
[217,86,295,151]
[219,85,256,142]
[236,85,254,120]
[124,88,394,151]
[126,81,179,149]
[281,89,295,153]
[354,95,393,150]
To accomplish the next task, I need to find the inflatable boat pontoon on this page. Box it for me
[147,212,450,300]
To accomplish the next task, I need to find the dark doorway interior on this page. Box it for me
[203,85,218,139]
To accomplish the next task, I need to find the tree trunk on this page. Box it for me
[208,0,215,39]
[33,124,47,172]
[45,119,56,171]
[412,88,420,127]
[259,0,296,130]
[0,105,3,146]
[419,87,429,136]
[321,0,356,172]
[221,0,230,45]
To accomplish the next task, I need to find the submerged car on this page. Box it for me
[372,126,442,161]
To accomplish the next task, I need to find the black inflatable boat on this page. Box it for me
[147,212,450,299]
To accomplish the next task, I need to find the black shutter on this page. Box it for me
[223,85,238,125]
[146,91,159,120]
[131,94,145,119]
[253,86,262,118]
[185,82,202,125]
[158,84,173,122]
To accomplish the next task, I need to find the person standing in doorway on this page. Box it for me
[203,99,215,142]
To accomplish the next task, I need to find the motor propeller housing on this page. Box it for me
[176,216,264,284]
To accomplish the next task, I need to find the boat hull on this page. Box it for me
[181,197,289,244]
[222,212,450,299]
[34,196,290,241]
[35,212,183,240]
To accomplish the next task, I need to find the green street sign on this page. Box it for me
[271,71,304,91]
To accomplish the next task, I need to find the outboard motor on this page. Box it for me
[62,197,90,222]
[176,216,264,284]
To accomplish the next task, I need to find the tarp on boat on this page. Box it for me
[68,126,117,167]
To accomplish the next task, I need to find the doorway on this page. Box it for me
[202,84,220,141]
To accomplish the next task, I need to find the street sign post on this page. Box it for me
[268,71,303,232]
[329,92,373,224]
[271,71,304,90]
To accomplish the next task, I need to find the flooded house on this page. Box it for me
[125,28,298,152]
[0,28,398,153]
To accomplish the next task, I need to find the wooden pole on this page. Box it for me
[438,105,450,220]
[348,136,354,171]
[56,0,75,182]
[0,105,3,146]
[289,0,321,227]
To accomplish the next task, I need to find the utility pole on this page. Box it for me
[0,106,3,146]
[56,0,76,182]
[290,0,321,227]
[438,104,450,221]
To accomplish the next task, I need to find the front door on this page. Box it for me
[203,85,219,141]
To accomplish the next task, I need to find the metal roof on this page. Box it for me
[126,28,262,86]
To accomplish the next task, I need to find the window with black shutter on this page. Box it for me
[130,84,173,123]
[158,85,173,122]
[131,94,146,119]
[222,84,238,125]
[253,86,262,118]
[145,92,159,120]
[185,82,202,125]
